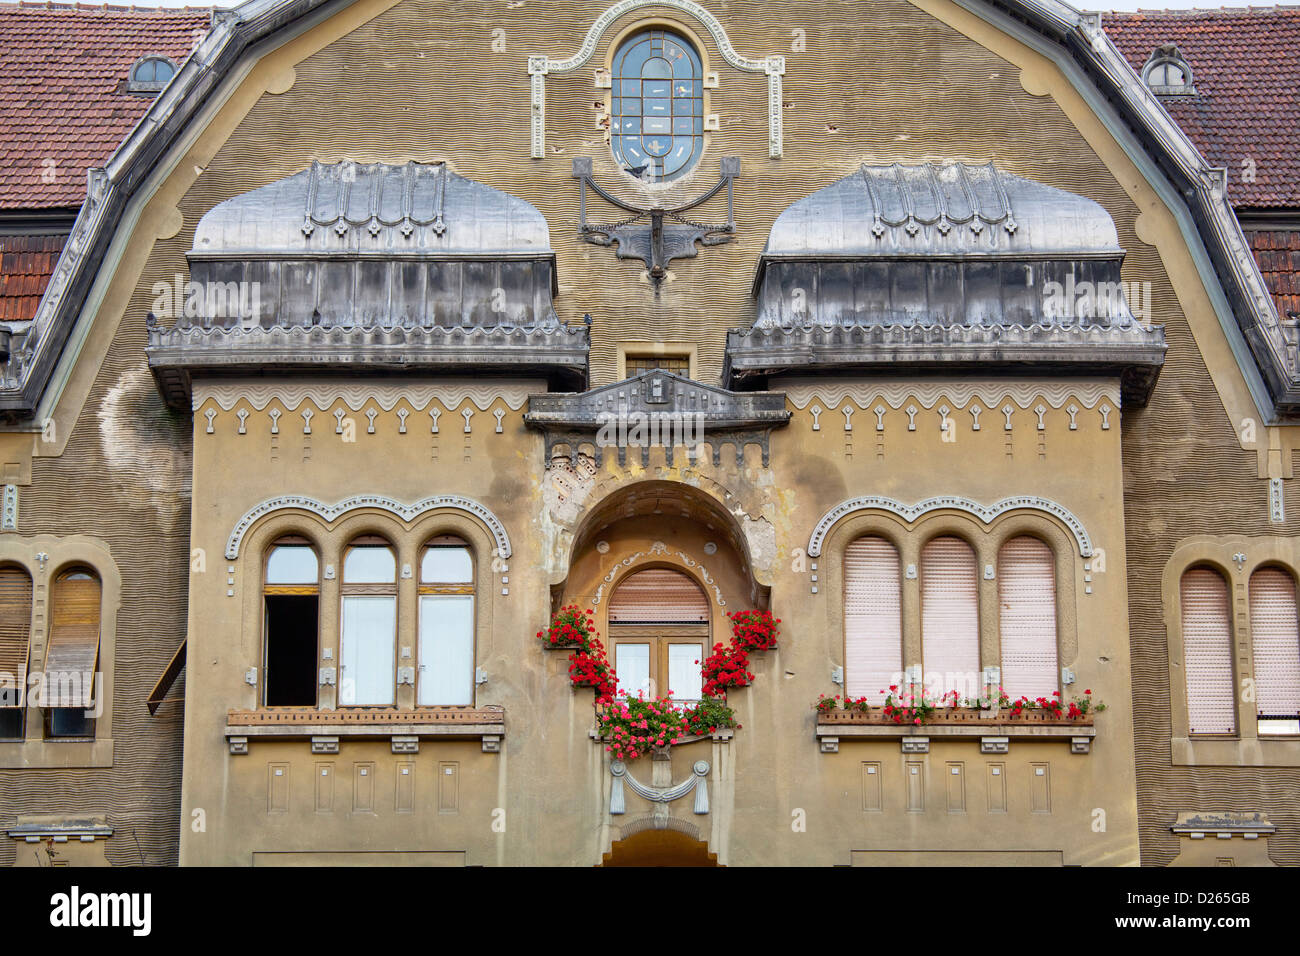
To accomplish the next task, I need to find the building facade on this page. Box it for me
[0,0,1297,866]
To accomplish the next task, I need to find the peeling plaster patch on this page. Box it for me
[542,453,598,525]
[98,365,193,497]
[742,514,777,578]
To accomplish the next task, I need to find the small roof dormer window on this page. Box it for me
[1142,44,1195,96]
[127,56,177,95]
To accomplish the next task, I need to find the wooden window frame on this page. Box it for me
[262,539,321,708]
[338,539,398,707]
[608,625,710,702]
[416,539,476,707]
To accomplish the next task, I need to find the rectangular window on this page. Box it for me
[1249,567,1300,734]
[1181,568,1236,735]
[614,642,651,699]
[264,595,319,706]
[625,354,690,378]
[340,596,396,706]
[998,537,1059,699]
[418,594,474,706]
[920,538,981,699]
[0,566,32,738]
[844,537,902,703]
[667,642,704,702]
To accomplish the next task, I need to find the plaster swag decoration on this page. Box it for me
[609,759,711,815]
[225,494,512,561]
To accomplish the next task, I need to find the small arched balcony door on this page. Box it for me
[608,568,709,702]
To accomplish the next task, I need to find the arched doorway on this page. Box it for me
[607,567,709,702]
[600,828,720,866]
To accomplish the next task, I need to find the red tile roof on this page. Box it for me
[0,3,211,210]
[1249,229,1300,319]
[0,233,65,321]
[1106,6,1300,209]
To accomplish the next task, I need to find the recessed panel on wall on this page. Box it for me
[987,763,1007,813]
[353,762,375,813]
[905,761,924,812]
[862,761,882,812]
[396,762,415,813]
[1030,762,1051,814]
[946,762,966,813]
[315,762,334,813]
[439,761,459,814]
[268,763,289,814]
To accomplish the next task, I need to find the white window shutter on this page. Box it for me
[844,537,902,702]
[1181,568,1236,734]
[1249,568,1300,719]
[920,537,981,699]
[997,536,1058,699]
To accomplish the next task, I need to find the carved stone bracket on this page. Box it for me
[610,759,710,815]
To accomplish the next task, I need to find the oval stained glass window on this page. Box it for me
[611,29,704,183]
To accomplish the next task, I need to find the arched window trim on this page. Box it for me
[1142,45,1196,96]
[127,55,178,94]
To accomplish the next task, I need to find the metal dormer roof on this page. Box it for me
[761,162,1123,262]
[191,160,554,260]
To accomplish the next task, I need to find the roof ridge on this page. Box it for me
[1106,5,1300,14]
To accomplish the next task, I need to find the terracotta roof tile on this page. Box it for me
[0,2,212,210]
[0,233,64,321]
[1106,6,1300,209]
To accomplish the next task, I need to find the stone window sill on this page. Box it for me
[0,738,114,769]
[224,706,504,754]
[1172,735,1300,767]
[815,717,1095,754]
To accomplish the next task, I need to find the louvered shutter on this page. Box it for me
[45,574,102,692]
[1249,568,1300,719]
[609,569,708,623]
[921,537,981,699]
[0,567,32,705]
[844,537,902,702]
[998,537,1058,699]
[1181,568,1236,734]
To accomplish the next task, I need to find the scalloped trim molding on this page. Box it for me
[225,494,512,560]
[783,381,1119,412]
[193,381,533,413]
[807,495,1094,558]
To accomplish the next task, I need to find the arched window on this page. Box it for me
[127,56,177,93]
[417,536,475,706]
[920,537,980,700]
[844,536,902,703]
[263,539,319,707]
[1181,567,1235,734]
[45,568,101,738]
[1248,567,1300,734]
[608,567,709,701]
[339,537,397,706]
[1142,45,1195,95]
[998,536,1059,699]
[610,28,705,182]
[0,564,33,739]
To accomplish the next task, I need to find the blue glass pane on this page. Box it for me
[643,79,671,97]
[620,79,640,97]
[673,97,694,115]
[644,116,671,134]
[673,79,694,97]
[617,117,640,133]
[618,138,648,166]
[621,98,641,115]
[672,116,694,134]
[644,137,672,157]
[644,98,670,116]
[643,56,672,79]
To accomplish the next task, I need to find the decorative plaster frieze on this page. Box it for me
[784,381,1120,413]
[193,381,533,414]
[807,495,1094,558]
[590,543,725,607]
[225,494,511,561]
[528,0,784,159]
